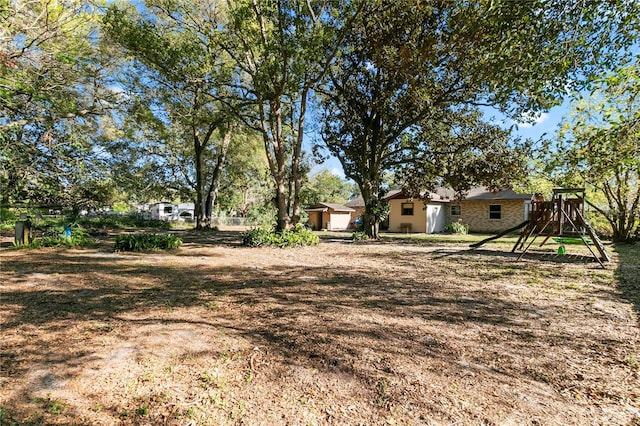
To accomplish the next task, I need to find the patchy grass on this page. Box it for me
[0,231,638,425]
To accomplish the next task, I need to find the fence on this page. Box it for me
[211,217,255,227]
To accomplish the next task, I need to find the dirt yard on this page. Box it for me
[1,230,639,425]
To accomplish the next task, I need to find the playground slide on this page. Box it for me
[469,220,529,249]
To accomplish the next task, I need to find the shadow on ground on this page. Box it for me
[614,242,640,325]
[1,233,639,425]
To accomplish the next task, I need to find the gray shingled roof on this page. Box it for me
[384,187,531,201]
[304,203,355,212]
[345,196,365,208]
[463,187,532,201]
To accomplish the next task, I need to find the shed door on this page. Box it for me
[329,213,352,230]
[427,204,446,234]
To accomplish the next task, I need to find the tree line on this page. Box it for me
[1,0,638,240]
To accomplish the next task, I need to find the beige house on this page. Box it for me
[386,188,532,234]
[305,203,355,231]
[386,189,453,233]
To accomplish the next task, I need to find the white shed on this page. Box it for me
[150,202,177,221]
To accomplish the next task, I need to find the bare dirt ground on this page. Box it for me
[1,229,639,425]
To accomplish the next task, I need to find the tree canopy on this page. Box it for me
[0,0,118,210]
[552,59,640,241]
[1,0,638,236]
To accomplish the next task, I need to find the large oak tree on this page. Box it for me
[319,0,639,236]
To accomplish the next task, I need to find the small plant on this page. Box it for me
[0,406,14,424]
[114,233,182,252]
[185,406,196,419]
[0,208,17,224]
[444,221,468,235]
[352,231,368,241]
[626,353,639,368]
[37,395,66,415]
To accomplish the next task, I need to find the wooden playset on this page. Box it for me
[471,188,610,268]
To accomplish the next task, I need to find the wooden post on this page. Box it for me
[14,218,31,246]
[557,194,563,236]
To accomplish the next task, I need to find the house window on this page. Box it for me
[401,202,414,216]
[489,204,501,220]
[164,206,173,214]
[451,205,461,216]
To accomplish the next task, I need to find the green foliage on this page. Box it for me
[242,225,319,248]
[241,227,279,247]
[0,209,18,230]
[1,1,117,212]
[301,169,356,206]
[246,202,278,229]
[352,231,368,241]
[23,225,96,248]
[0,406,15,425]
[111,201,131,213]
[0,208,16,222]
[444,222,469,235]
[114,233,182,252]
[551,58,640,241]
[367,199,390,222]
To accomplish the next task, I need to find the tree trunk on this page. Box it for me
[360,180,380,239]
[204,126,233,228]
[269,98,291,232]
[275,179,289,231]
[194,144,205,230]
[290,86,309,226]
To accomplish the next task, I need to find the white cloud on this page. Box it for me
[330,167,345,178]
[517,112,549,128]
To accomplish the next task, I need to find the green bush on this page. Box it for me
[23,225,96,248]
[242,224,319,247]
[444,221,468,235]
[241,227,279,247]
[114,233,183,252]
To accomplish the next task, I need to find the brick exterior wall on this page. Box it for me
[456,200,527,233]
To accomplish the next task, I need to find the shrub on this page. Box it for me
[114,233,182,252]
[444,221,468,235]
[21,225,96,248]
[241,227,278,247]
[242,224,319,247]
